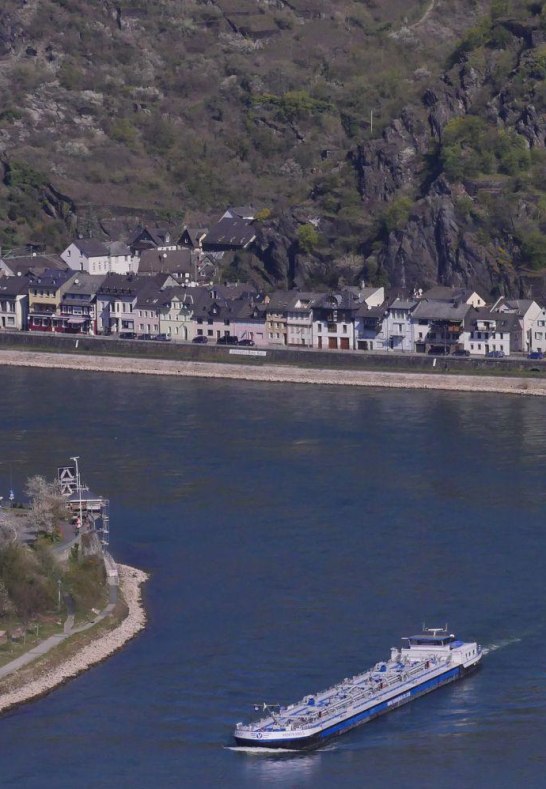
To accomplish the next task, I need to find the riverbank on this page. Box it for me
[0,564,148,714]
[1,348,546,396]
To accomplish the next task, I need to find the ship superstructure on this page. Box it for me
[233,627,482,750]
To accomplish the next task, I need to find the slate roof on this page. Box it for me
[266,291,321,313]
[495,298,535,316]
[106,241,131,257]
[98,273,163,297]
[0,254,67,276]
[30,269,74,289]
[202,217,256,249]
[421,286,484,304]
[464,307,521,332]
[62,273,106,302]
[356,301,388,319]
[411,300,471,322]
[388,295,418,310]
[73,239,109,257]
[138,248,192,275]
[0,277,29,297]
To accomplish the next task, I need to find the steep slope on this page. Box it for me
[2,0,546,300]
[0,0,478,246]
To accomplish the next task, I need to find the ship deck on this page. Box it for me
[249,653,449,734]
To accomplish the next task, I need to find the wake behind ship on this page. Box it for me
[233,627,482,750]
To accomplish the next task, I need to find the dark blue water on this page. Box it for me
[0,367,545,788]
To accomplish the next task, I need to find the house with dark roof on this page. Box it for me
[0,253,68,278]
[461,307,521,356]
[96,273,172,334]
[27,269,77,332]
[0,276,29,331]
[312,288,384,350]
[265,291,321,347]
[59,273,106,334]
[491,297,542,354]
[61,239,136,275]
[178,227,208,250]
[201,217,257,253]
[421,286,486,308]
[411,298,472,354]
[128,226,177,255]
[137,248,193,280]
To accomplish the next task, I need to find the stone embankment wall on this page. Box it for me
[0,329,544,375]
[0,564,148,714]
[1,348,546,397]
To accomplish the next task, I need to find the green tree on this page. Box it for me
[297,224,319,253]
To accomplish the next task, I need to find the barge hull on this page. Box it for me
[235,661,480,751]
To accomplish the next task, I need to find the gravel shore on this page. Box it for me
[0,564,148,714]
[1,348,546,396]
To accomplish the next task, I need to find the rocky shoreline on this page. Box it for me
[0,564,148,715]
[1,348,546,396]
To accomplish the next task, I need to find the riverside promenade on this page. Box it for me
[0,563,148,714]
[1,349,546,397]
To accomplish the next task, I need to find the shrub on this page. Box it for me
[297,224,319,253]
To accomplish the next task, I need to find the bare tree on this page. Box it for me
[24,476,69,536]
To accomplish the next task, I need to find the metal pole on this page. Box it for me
[70,456,83,528]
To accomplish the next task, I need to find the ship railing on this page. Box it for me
[243,659,449,733]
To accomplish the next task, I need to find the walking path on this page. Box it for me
[0,349,545,397]
[410,0,436,29]
[0,554,117,682]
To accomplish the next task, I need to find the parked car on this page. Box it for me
[192,335,208,344]
[238,339,255,346]
[452,349,470,357]
[217,335,239,345]
[486,350,505,358]
[528,351,544,360]
[151,333,170,341]
[119,331,136,340]
[137,333,153,340]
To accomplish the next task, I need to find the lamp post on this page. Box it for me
[70,456,83,529]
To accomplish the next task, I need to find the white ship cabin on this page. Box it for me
[399,628,480,666]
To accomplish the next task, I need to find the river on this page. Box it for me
[0,367,544,788]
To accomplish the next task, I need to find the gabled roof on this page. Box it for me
[388,295,418,310]
[0,254,68,276]
[411,300,471,321]
[106,241,131,257]
[224,205,257,220]
[0,277,29,297]
[494,298,536,316]
[30,269,74,289]
[356,301,388,319]
[421,286,484,304]
[138,248,192,275]
[63,273,106,297]
[178,227,208,247]
[98,273,160,297]
[202,217,256,249]
[72,239,109,258]
[266,290,321,313]
[129,226,173,249]
[464,307,521,332]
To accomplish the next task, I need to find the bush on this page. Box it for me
[297,223,319,253]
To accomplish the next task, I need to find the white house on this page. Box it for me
[492,298,542,354]
[61,239,137,275]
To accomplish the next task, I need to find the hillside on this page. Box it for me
[2,1,546,299]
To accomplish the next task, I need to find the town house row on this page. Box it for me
[2,268,546,357]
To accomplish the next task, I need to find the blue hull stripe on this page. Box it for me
[317,666,461,738]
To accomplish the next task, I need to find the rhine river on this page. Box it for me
[0,367,545,788]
